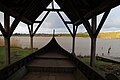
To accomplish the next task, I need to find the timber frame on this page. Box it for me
[0,0,119,68]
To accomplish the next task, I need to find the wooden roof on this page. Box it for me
[0,0,120,25]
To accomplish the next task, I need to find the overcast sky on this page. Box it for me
[0,2,120,34]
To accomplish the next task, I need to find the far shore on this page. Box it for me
[0,31,120,39]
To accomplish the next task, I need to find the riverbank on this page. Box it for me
[78,56,120,75]
[0,46,37,69]
[0,37,120,57]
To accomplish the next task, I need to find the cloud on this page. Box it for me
[41,12,65,29]
[13,22,29,34]
[38,12,70,34]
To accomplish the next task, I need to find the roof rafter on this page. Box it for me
[0,2,32,24]
[74,0,120,26]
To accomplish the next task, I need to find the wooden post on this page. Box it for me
[30,24,33,52]
[30,36,33,52]
[72,25,76,55]
[90,37,96,67]
[72,36,75,55]
[82,10,110,67]
[4,13,10,65]
[27,24,33,52]
[90,16,97,67]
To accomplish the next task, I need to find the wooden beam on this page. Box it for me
[72,24,76,55]
[72,36,75,55]
[65,21,72,24]
[95,9,111,38]
[44,9,63,12]
[68,1,81,18]
[7,0,35,38]
[75,25,78,36]
[73,25,76,35]
[74,0,119,26]
[0,2,32,24]
[34,21,42,23]
[4,13,10,65]
[21,17,33,25]
[90,37,96,67]
[92,16,97,34]
[0,2,18,17]
[90,16,97,67]
[8,18,20,38]
[61,0,65,8]
[33,11,50,36]
[82,18,93,38]
[30,24,33,52]
[33,23,41,36]
[57,12,73,37]
[27,24,32,36]
[80,0,89,6]
[0,23,7,37]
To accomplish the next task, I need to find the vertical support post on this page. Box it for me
[30,24,33,52]
[72,25,76,55]
[90,37,96,67]
[4,13,10,65]
[30,36,33,52]
[90,16,97,67]
[72,36,75,55]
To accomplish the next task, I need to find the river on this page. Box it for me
[0,36,120,57]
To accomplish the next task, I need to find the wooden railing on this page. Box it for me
[0,38,56,80]
[59,49,106,80]
[0,38,107,80]
[106,69,120,80]
[0,48,45,80]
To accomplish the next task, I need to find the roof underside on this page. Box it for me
[0,0,120,25]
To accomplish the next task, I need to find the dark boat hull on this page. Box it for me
[0,37,106,80]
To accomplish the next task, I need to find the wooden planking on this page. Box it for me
[22,72,75,80]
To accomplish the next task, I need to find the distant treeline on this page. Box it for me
[9,33,89,37]
[0,32,120,38]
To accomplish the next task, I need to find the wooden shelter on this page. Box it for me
[0,0,120,80]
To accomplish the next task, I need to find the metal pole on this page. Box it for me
[4,13,10,65]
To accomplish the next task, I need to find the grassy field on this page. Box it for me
[78,56,120,75]
[0,46,37,69]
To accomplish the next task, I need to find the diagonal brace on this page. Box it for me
[95,9,111,38]
[8,18,20,38]
[27,24,32,36]
[0,23,7,37]
[82,18,93,38]
[57,11,73,37]
[33,11,50,36]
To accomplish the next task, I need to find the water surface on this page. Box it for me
[0,36,120,57]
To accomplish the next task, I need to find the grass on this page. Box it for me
[78,56,120,75]
[0,46,37,69]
